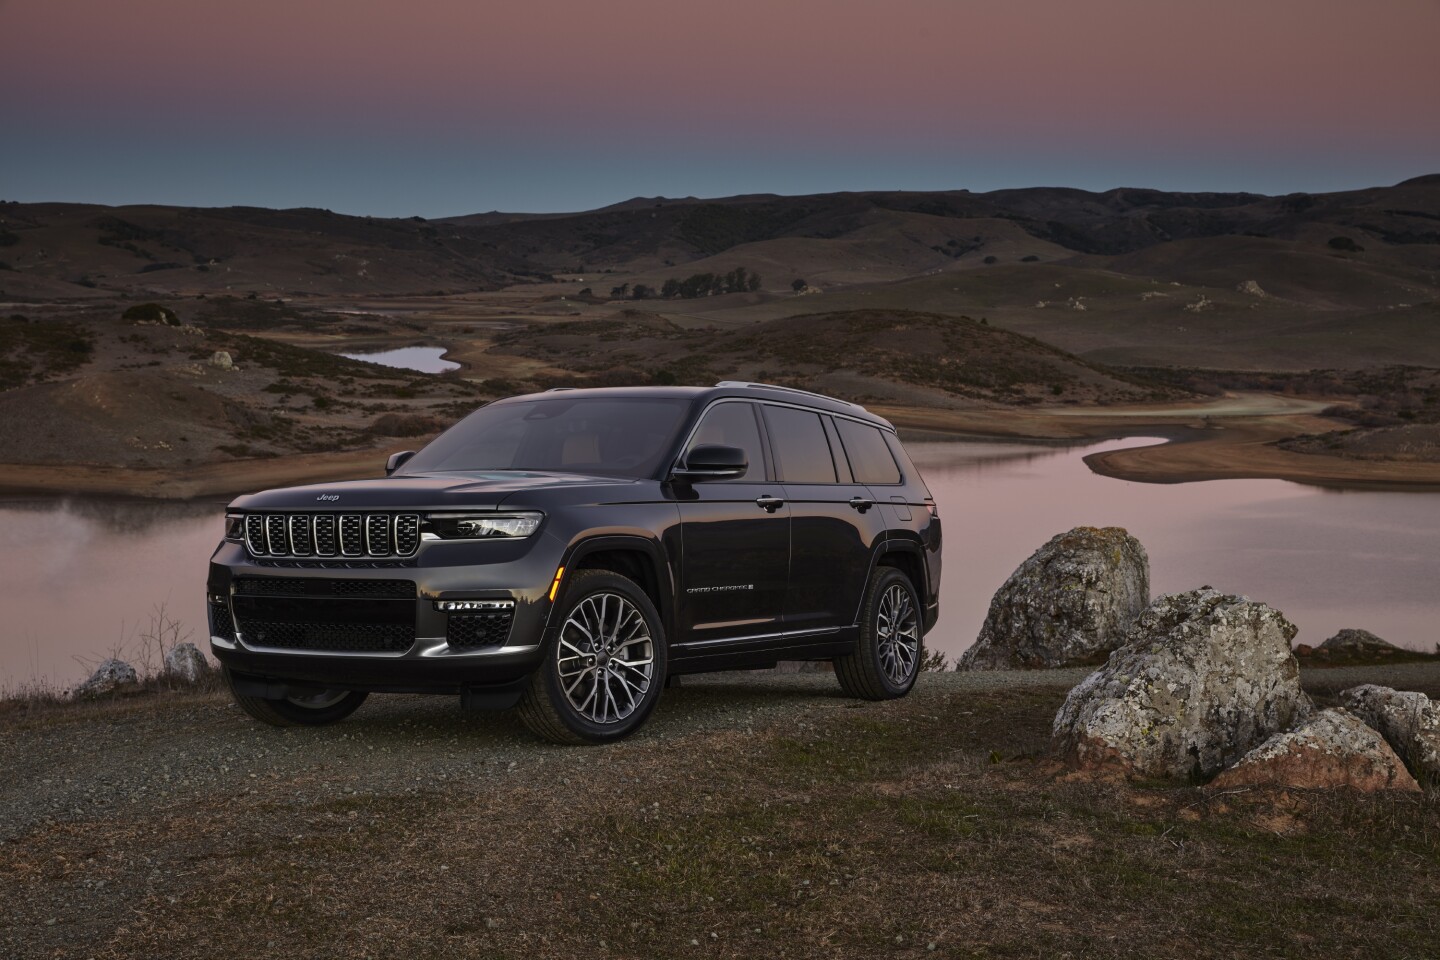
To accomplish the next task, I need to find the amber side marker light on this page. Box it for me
[548,566,565,602]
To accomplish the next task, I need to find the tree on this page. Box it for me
[748,272,762,292]
[610,283,629,298]
[631,284,653,299]
[791,278,807,292]
[660,278,681,299]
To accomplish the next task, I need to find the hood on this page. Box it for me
[229,470,637,511]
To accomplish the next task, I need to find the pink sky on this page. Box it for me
[3,0,1438,214]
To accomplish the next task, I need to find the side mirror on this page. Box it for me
[385,450,416,476]
[672,444,747,482]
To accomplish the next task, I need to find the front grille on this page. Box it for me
[447,610,515,650]
[233,577,416,599]
[208,600,235,642]
[236,619,413,653]
[241,512,420,559]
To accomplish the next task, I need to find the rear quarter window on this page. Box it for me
[835,419,902,485]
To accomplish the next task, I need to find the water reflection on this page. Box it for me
[338,346,460,373]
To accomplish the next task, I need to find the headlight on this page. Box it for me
[224,513,244,542]
[425,512,543,540]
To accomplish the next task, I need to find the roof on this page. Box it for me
[496,382,892,428]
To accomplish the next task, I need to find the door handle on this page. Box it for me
[755,495,785,513]
[848,496,874,512]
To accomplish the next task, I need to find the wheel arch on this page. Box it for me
[547,535,675,638]
[852,537,930,626]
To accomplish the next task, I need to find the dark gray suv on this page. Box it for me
[208,382,941,743]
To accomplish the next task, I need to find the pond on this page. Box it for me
[3,437,1437,690]
[337,346,459,373]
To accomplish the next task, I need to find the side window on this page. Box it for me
[835,419,902,485]
[685,402,765,481]
[763,406,837,484]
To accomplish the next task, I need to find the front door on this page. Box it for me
[674,401,790,647]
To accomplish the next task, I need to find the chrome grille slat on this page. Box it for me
[243,513,421,560]
[314,515,337,556]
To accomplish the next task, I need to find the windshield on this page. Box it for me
[398,397,691,479]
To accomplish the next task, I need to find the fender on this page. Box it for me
[544,533,677,639]
[850,534,931,627]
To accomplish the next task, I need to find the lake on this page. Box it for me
[337,346,460,373]
[3,437,1437,690]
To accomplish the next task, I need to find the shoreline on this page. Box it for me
[2,393,1439,500]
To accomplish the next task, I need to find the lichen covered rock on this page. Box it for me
[1319,629,1398,653]
[958,526,1149,671]
[1342,684,1440,786]
[73,658,138,698]
[1052,587,1310,780]
[163,642,210,683]
[1211,708,1419,793]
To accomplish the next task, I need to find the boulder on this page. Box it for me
[208,350,233,370]
[1052,587,1310,780]
[1236,280,1268,297]
[959,527,1148,671]
[1319,628,1398,653]
[1341,685,1440,785]
[163,642,210,682]
[73,658,139,698]
[1211,708,1419,793]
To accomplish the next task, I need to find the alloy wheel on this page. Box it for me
[876,582,919,685]
[556,592,655,724]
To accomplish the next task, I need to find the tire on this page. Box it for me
[223,667,368,727]
[517,569,668,745]
[835,566,922,701]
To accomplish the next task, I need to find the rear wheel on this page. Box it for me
[224,667,369,727]
[835,566,921,700]
[518,569,667,744]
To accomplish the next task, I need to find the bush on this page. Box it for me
[0,229,18,247]
[122,303,179,326]
[983,255,998,265]
[1328,236,1364,252]
[1021,254,1040,262]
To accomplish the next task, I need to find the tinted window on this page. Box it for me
[763,406,837,484]
[686,402,765,481]
[836,419,901,485]
[400,397,689,479]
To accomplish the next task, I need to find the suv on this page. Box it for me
[208,383,941,743]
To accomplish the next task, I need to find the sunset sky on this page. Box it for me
[3,0,1438,217]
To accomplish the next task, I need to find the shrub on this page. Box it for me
[0,229,18,247]
[1328,236,1364,252]
[122,303,179,325]
[1021,254,1040,262]
[983,255,998,265]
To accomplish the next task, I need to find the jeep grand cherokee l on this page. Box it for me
[208,382,942,743]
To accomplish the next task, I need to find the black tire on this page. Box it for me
[517,569,668,745]
[223,667,368,727]
[835,566,922,701]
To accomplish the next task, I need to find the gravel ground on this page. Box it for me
[5,662,1435,845]
[0,668,1094,844]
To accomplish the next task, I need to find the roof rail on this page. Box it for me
[544,387,577,392]
[713,381,861,409]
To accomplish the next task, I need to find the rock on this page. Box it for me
[1341,685,1440,785]
[1319,628,1398,653]
[958,527,1149,671]
[1211,708,1419,793]
[163,642,210,682]
[208,350,233,370]
[1236,280,1268,297]
[73,659,139,698]
[1293,643,1314,656]
[1052,587,1310,780]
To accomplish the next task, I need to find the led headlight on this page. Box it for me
[224,513,245,542]
[425,512,543,540]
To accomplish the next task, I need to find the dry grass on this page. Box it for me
[2,676,1436,959]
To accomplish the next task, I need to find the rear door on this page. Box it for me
[674,401,791,647]
[762,404,884,635]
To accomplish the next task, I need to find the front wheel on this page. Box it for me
[223,667,369,727]
[835,566,922,700]
[517,569,668,744]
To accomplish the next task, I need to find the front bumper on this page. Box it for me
[206,534,563,694]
